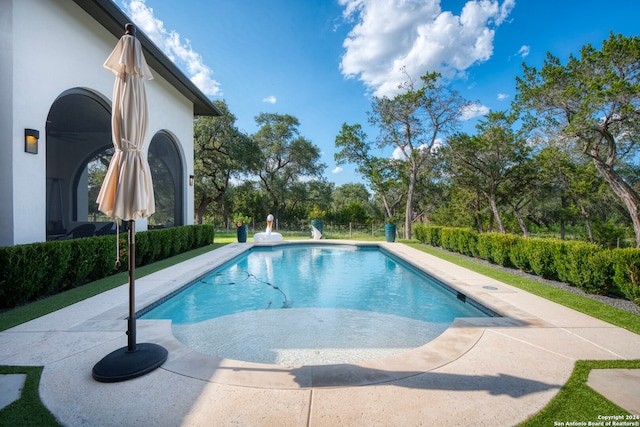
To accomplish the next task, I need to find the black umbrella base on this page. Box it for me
[92,343,168,383]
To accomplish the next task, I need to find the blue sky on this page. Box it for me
[118,0,640,187]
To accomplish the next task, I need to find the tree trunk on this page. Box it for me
[591,158,640,247]
[580,203,594,243]
[513,208,530,237]
[405,169,417,240]
[221,200,229,229]
[195,196,212,225]
[474,195,484,234]
[486,190,505,233]
[381,194,393,218]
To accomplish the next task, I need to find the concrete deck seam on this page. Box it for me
[487,328,578,361]
[561,327,630,360]
[305,389,313,427]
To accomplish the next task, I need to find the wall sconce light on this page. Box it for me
[25,129,39,154]
[189,175,194,186]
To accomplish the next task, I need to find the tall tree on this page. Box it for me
[335,123,404,220]
[442,111,531,234]
[515,33,640,246]
[229,181,268,228]
[252,113,325,222]
[332,183,371,211]
[500,154,541,237]
[370,71,470,239]
[193,100,258,224]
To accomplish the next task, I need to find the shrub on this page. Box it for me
[414,224,442,247]
[563,242,608,291]
[458,229,479,257]
[508,237,531,272]
[580,249,614,295]
[441,228,458,252]
[527,238,558,280]
[476,233,493,262]
[0,224,215,309]
[413,225,637,305]
[550,240,571,284]
[613,249,640,304]
[489,233,518,268]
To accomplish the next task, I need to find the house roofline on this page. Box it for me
[72,0,222,117]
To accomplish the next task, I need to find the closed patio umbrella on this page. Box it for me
[92,23,167,383]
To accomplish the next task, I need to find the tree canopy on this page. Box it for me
[515,32,640,246]
[251,113,326,222]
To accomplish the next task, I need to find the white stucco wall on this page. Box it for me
[1,0,194,245]
[0,0,15,245]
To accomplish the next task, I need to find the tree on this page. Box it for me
[515,33,640,246]
[430,184,481,230]
[335,123,404,220]
[332,183,371,211]
[193,100,259,225]
[370,71,470,239]
[442,111,531,234]
[500,154,541,237]
[228,181,267,228]
[251,113,325,223]
[87,148,112,220]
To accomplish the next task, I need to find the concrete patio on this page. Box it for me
[1,241,638,426]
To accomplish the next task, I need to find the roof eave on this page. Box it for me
[72,0,222,117]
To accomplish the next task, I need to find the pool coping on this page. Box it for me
[85,240,551,389]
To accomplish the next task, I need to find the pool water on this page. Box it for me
[142,244,489,323]
[140,244,492,365]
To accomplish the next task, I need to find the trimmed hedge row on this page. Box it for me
[414,224,640,305]
[0,225,215,309]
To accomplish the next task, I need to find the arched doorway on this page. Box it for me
[46,89,186,238]
[148,131,184,227]
[46,88,112,237]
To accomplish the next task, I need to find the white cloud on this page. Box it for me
[391,140,441,160]
[391,146,407,160]
[339,0,515,97]
[332,166,344,174]
[517,45,530,58]
[460,103,490,120]
[497,93,509,100]
[124,0,222,96]
[262,96,277,104]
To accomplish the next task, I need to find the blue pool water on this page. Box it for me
[141,244,490,324]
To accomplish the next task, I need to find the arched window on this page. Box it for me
[148,131,184,227]
[46,88,111,236]
[46,89,186,237]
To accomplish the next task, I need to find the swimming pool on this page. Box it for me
[141,243,494,365]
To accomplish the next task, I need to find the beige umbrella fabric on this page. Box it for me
[92,25,167,383]
[96,30,155,220]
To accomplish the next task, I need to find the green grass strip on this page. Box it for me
[407,243,640,335]
[0,366,60,427]
[0,243,225,332]
[518,359,640,426]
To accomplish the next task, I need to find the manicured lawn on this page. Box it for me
[518,360,640,426]
[0,366,59,427]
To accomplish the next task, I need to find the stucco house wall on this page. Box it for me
[0,0,209,246]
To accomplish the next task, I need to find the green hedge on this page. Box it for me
[0,225,214,309]
[413,224,639,304]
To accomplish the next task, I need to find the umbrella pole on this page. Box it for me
[127,219,136,352]
[91,219,168,382]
